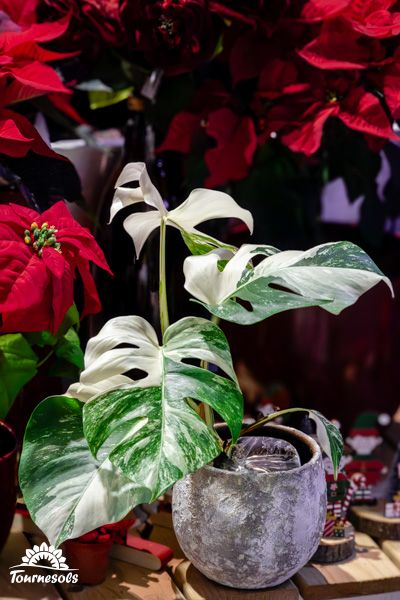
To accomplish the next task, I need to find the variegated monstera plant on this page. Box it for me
[20,163,393,547]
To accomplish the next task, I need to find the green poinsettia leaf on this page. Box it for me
[24,305,80,348]
[184,241,393,325]
[19,395,147,547]
[53,328,84,370]
[68,315,243,502]
[0,334,38,418]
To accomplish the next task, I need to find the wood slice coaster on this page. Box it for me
[171,560,300,600]
[293,532,400,600]
[312,535,355,563]
[381,541,400,570]
[350,502,400,540]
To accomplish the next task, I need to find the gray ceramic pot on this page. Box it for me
[172,424,326,589]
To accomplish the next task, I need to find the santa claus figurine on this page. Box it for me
[344,412,388,504]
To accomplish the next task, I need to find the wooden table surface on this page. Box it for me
[1,514,400,600]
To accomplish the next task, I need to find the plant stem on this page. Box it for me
[159,217,169,336]
[37,349,54,369]
[199,315,220,431]
[240,407,309,437]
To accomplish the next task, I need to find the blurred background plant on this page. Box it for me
[1,0,400,434]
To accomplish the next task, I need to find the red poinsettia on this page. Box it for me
[298,20,387,70]
[0,1,73,158]
[299,0,400,39]
[344,0,400,39]
[258,69,398,156]
[120,0,224,75]
[41,0,122,48]
[157,81,257,185]
[0,202,111,334]
[369,48,400,119]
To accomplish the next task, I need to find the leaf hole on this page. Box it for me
[235,297,253,312]
[114,343,139,349]
[268,282,299,295]
[123,368,148,381]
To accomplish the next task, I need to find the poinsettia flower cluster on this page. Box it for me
[33,0,400,186]
[158,0,400,185]
[0,0,73,158]
[0,201,111,334]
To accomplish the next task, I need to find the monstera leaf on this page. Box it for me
[184,241,393,324]
[19,395,147,547]
[109,162,253,256]
[67,315,243,501]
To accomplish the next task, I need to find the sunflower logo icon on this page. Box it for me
[12,542,73,571]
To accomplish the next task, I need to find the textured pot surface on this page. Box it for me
[172,424,326,589]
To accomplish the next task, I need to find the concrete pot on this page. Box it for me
[172,424,326,589]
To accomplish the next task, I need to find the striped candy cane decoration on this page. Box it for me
[323,517,336,538]
[341,478,357,519]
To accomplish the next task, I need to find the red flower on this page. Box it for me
[299,0,351,22]
[259,69,398,156]
[41,0,122,48]
[0,6,73,158]
[300,0,400,39]
[298,20,387,70]
[344,0,400,39]
[120,0,223,75]
[157,82,257,186]
[205,108,257,187]
[0,202,111,334]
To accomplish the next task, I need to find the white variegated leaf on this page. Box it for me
[78,315,243,501]
[184,241,394,324]
[110,162,253,256]
[19,396,147,547]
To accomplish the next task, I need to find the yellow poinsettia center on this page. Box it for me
[326,90,338,103]
[24,222,61,257]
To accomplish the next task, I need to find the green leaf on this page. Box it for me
[0,334,38,418]
[184,241,393,325]
[180,229,237,256]
[72,315,243,502]
[53,328,84,371]
[83,385,221,502]
[242,407,344,479]
[307,410,344,479]
[25,305,80,348]
[19,395,147,547]
[89,87,134,109]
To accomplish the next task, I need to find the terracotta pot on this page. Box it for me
[64,538,113,585]
[0,420,18,553]
[172,424,326,589]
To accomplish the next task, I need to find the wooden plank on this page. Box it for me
[59,559,184,600]
[381,540,400,570]
[171,559,300,600]
[294,532,400,600]
[0,515,61,600]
